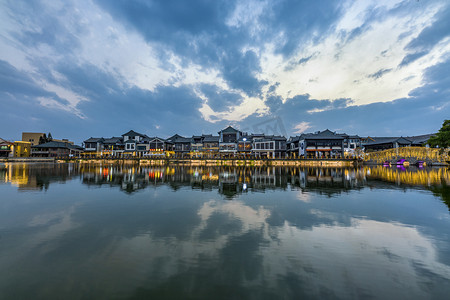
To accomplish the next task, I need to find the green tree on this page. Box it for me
[428,120,450,148]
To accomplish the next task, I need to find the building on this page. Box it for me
[31,141,83,157]
[237,135,256,157]
[363,137,412,152]
[22,132,73,146]
[167,134,191,158]
[139,136,173,158]
[102,137,124,156]
[83,137,105,154]
[22,132,45,146]
[202,135,220,157]
[252,135,287,158]
[218,126,244,157]
[287,129,346,159]
[0,138,14,157]
[13,141,31,157]
[343,135,362,157]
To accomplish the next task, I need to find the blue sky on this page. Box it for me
[1,0,449,144]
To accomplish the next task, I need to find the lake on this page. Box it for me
[1,163,450,299]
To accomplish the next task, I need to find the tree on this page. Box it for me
[48,132,53,141]
[428,120,450,148]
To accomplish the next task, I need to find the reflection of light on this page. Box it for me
[243,183,247,190]
[367,169,371,175]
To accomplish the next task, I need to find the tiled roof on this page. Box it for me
[203,135,220,142]
[32,141,83,150]
[103,137,123,144]
[406,134,435,145]
[84,137,104,143]
[363,137,412,146]
[219,126,240,134]
[121,130,146,137]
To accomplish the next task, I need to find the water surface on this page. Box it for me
[0,163,450,299]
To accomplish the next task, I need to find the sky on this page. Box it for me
[1,0,449,144]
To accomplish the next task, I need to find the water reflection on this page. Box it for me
[1,163,450,299]
[1,163,449,203]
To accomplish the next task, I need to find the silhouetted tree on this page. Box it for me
[428,120,450,148]
[38,133,47,144]
[48,132,53,141]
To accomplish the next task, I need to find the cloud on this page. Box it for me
[0,0,449,142]
[293,122,312,134]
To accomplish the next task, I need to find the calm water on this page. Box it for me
[1,163,450,299]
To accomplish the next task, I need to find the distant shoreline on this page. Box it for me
[1,157,358,167]
[1,157,448,167]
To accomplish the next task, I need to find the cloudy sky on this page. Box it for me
[1,0,449,144]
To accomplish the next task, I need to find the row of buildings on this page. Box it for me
[0,133,83,158]
[81,127,433,159]
[0,127,433,159]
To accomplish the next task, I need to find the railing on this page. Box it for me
[363,147,449,163]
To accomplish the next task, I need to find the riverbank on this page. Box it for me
[1,157,358,167]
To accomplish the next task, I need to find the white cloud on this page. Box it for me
[293,121,311,134]
[259,0,448,106]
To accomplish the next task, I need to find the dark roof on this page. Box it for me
[252,135,287,142]
[166,134,183,142]
[0,137,13,145]
[288,136,301,143]
[406,134,435,145]
[219,126,240,134]
[347,135,361,139]
[300,129,346,140]
[84,137,104,143]
[363,137,412,146]
[121,130,146,138]
[146,137,168,143]
[168,135,191,143]
[103,137,123,144]
[203,135,220,142]
[33,141,83,150]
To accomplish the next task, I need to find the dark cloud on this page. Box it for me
[200,84,243,111]
[261,0,342,57]
[368,68,392,79]
[0,60,48,97]
[401,5,450,66]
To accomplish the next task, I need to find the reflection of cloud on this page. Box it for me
[273,219,450,298]
[296,191,311,203]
